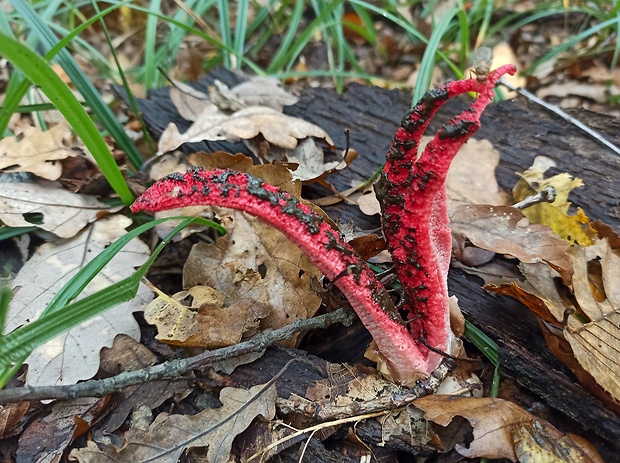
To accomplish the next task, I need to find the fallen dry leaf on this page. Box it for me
[488,236,620,402]
[69,382,276,463]
[446,137,510,207]
[0,402,30,439]
[0,178,113,238]
[158,105,333,153]
[98,335,191,433]
[513,156,597,245]
[183,209,322,337]
[415,395,602,462]
[144,284,270,348]
[0,123,78,180]
[209,77,299,111]
[449,204,573,282]
[4,215,152,387]
[17,397,105,463]
[169,81,213,121]
[244,136,344,182]
[564,238,620,402]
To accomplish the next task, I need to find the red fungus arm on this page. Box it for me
[132,65,515,382]
[377,64,517,373]
[131,168,432,382]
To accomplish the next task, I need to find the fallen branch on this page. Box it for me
[0,308,355,404]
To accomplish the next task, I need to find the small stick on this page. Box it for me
[0,309,355,404]
[512,186,557,210]
[500,78,620,157]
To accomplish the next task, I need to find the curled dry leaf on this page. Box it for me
[144,285,270,348]
[0,178,113,238]
[449,204,573,283]
[445,137,510,207]
[489,237,620,402]
[99,335,192,433]
[69,383,276,463]
[158,105,333,154]
[4,215,152,387]
[183,211,322,338]
[17,396,104,463]
[244,136,345,183]
[169,81,214,122]
[0,123,78,180]
[513,156,597,245]
[415,395,603,462]
[209,77,299,111]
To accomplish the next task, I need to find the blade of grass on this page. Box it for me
[0,285,11,337]
[233,0,250,69]
[456,9,469,70]
[529,15,620,72]
[144,0,163,90]
[349,0,460,77]
[0,3,123,137]
[0,226,37,241]
[43,216,224,317]
[106,1,264,75]
[218,0,232,67]
[10,0,144,171]
[412,6,460,105]
[90,1,156,157]
[266,0,305,73]
[0,32,134,204]
[0,216,222,388]
[464,320,500,398]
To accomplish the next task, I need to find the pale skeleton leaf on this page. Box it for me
[5,215,152,387]
[0,123,77,180]
[69,383,276,463]
[0,178,112,238]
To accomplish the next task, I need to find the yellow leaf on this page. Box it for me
[513,156,596,245]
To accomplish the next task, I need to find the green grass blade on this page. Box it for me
[348,0,459,77]
[0,226,37,241]
[43,216,225,317]
[412,7,459,105]
[464,320,500,397]
[0,216,223,387]
[0,32,134,204]
[89,1,156,156]
[456,9,469,70]
[0,285,11,338]
[144,0,163,89]
[0,3,123,137]
[10,0,145,171]
[267,0,305,73]
[218,0,232,67]
[234,0,250,69]
[105,1,264,75]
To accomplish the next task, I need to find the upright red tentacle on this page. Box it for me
[377,64,516,372]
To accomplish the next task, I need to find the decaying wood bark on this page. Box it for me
[120,68,620,461]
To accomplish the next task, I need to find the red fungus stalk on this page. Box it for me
[376,64,516,374]
[131,64,515,383]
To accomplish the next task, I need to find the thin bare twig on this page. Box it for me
[0,308,356,404]
[500,78,620,157]
[512,186,557,210]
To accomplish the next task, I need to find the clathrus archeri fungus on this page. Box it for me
[131,64,516,384]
